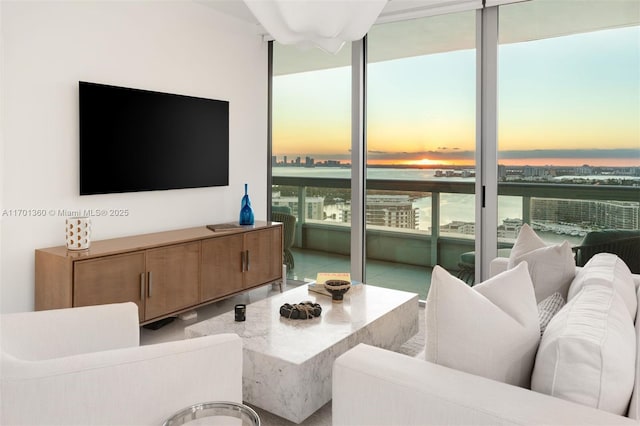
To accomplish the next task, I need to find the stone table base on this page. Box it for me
[185,284,419,424]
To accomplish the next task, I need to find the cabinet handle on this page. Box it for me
[241,251,246,272]
[147,271,153,298]
[140,273,145,300]
[246,250,250,271]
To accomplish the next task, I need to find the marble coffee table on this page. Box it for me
[184,284,419,424]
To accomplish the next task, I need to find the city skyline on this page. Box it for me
[273,25,639,168]
[273,149,640,168]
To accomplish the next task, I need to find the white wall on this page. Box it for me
[0,0,4,314]
[0,1,268,313]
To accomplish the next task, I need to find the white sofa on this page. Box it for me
[333,259,640,425]
[1,302,242,425]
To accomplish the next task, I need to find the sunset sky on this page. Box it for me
[273,25,639,168]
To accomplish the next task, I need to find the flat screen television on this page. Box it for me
[79,81,229,195]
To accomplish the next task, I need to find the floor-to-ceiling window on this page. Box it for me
[497,0,640,271]
[366,11,477,297]
[271,44,353,282]
[270,0,640,294]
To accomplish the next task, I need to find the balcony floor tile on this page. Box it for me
[288,248,433,300]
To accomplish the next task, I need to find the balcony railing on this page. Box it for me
[272,175,640,271]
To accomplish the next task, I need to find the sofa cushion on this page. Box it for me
[628,287,640,420]
[537,292,565,337]
[568,253,637,320]
[425,262,540,388]
[531,285,636,415]
[508,223,575,302]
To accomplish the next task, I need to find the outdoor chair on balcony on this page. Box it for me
[457,248,512,286]
[271,208,296,271]
[572,229,640,274]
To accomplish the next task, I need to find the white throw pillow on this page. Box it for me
[537,292,565,337]
[425,262,540,388]
[508,223,575,302]
[531,286,636,415]
[568,252,637,320]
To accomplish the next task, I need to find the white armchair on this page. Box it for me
[1,302,242,425]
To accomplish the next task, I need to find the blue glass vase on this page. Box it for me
[239,183,255,225]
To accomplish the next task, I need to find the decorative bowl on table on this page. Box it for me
[323,279,351,302]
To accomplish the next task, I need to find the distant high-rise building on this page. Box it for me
[524,166,550,179]
[531,198,639,230]
[498,218,522,239]
[344,195,419,229]
[498,165,507,180]
[440,221,474,235]
[576,164,594,175]
[271,194,324,220]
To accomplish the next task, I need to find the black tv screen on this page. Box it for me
[79,81,229,195]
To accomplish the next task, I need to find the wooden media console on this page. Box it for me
[35,221,283,325]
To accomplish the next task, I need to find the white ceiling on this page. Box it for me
[197,0,640,75]
[197,0,484,31]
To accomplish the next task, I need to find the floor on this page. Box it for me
[140,282,290,345]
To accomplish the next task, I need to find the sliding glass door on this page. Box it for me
[365,11,477,296]
[271,44,353,282]
[497,0,640,271]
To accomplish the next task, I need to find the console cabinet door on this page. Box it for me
[144,242,200,321]
[244,226,283,287]
[201,234,244,301]
[74,252,146,322]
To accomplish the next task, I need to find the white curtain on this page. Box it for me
[244,0,387,53]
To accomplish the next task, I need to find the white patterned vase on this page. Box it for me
[66,217,91,250]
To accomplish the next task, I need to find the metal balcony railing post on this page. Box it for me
[431,192,440,267]
[296,185,306,247]
[523,196,531,225]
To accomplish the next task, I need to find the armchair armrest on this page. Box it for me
[1,302,139,360]
[333,344,635,426]
[2,333,242,425]
[490,257,509,277]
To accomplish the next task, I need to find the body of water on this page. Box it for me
[275,167,522,226]
[274,166,474,181]
[274,166,640,182]
[413,193,522,230]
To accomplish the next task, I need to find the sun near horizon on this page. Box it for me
[404,158,451,166]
